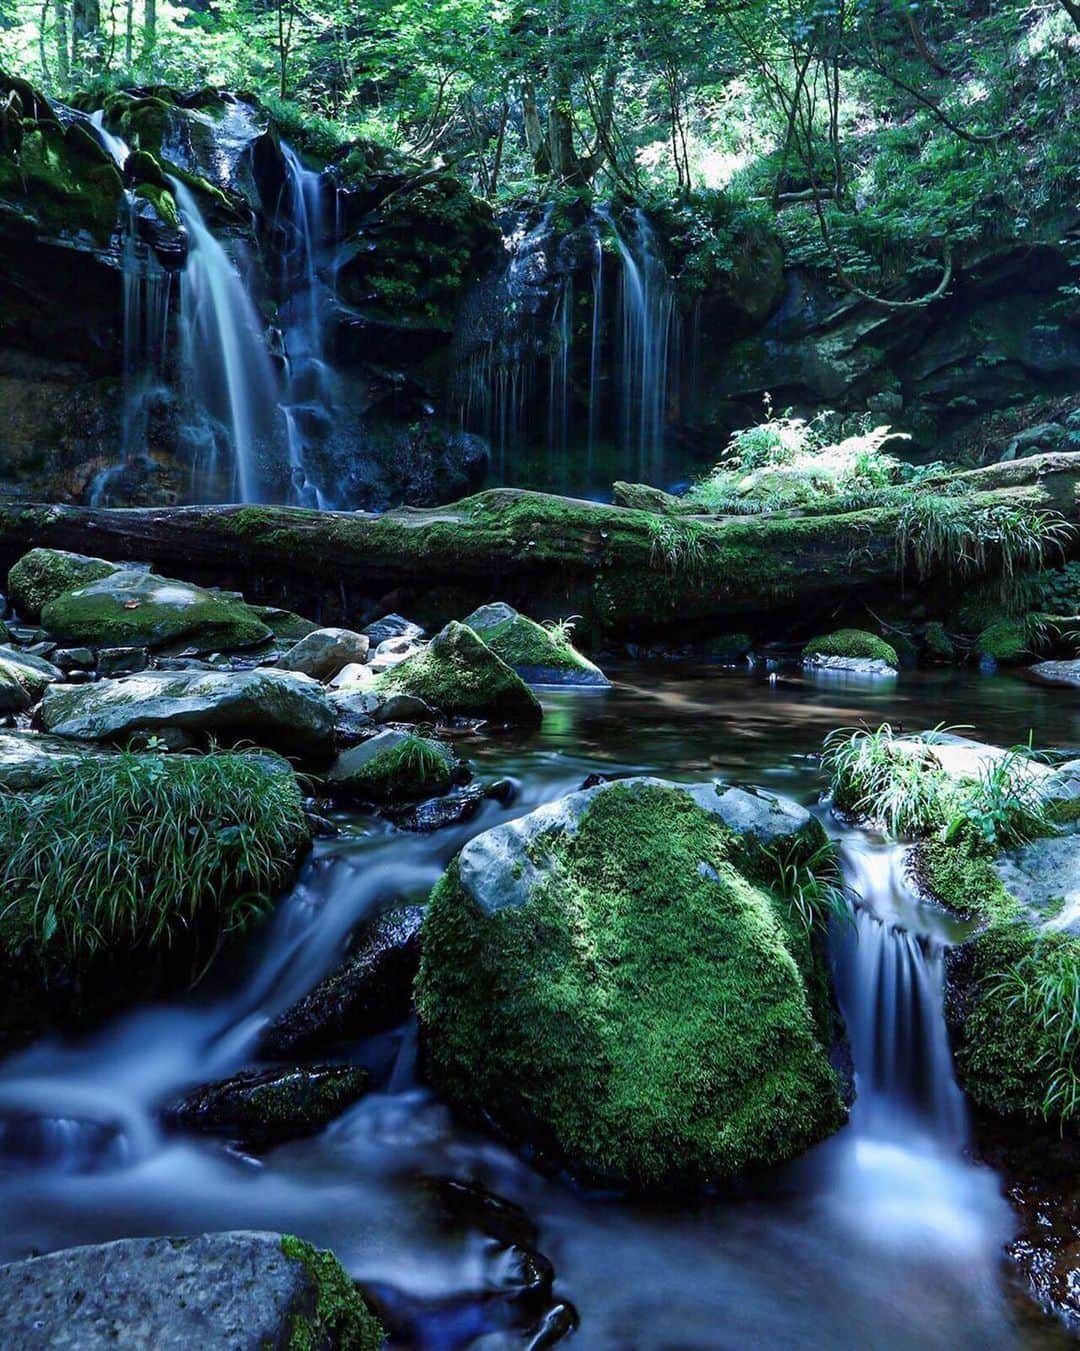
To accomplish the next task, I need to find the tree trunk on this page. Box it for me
[142,0,155,63]
[52,0,69,84]
[71,0,99,67]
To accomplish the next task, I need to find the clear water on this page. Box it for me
[0,666,1076,1348]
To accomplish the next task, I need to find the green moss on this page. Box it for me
[464,605,605,684]
[416,782,845,1187]
[280,1235,385,1351]
[923,621,956,663]
[133,182,180,228]
[329,732,457,803]
[0,750,310,973]
[8,548,120,621]
[974,618,1030,664]
[0,119,123,243]
[912,840,1020,924]
[802,629,898,666]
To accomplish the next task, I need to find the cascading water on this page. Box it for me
[171,177,283,503]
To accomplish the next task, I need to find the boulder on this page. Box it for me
[802,629,898,672]
[995,835,1080,936]
[0,729,99,790]
[463,603,609,687]
[369,635,426,673]
[384,784,488,832]
[40,570,272,653]
[416,777,843,1187]
[0,1232,384,1350]
[165,1065,371,1146]
[261,906,424,1057]
[1029,659,1080,690]
[0,647,64,712]
[363,613,424,646]
[7,547,122,621]
[276,627,370,681]
[376,622,542,726]
[322,729,462,803]
[39,670,336,758]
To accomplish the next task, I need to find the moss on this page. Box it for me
[1049,797,1080,827]
[375,621,542,725]
[8,548,120,621]
[0,118,123,243]
[415,782,845,1187]
[133,182,179,228]
[280,1235,385,1351]
[464,605,605,684]
[923,620,956,663]
[974,618,1030,664]
[802,629,899,666]
[911,840,1020,924]
[328,732,457,803]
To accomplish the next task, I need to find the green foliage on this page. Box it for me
[913,840,1019,925]
[280,1234,385,1351]
[943,747,1055,853]
[760,836,851,938]
[0,750,309,969]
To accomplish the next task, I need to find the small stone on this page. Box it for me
[370,635,426,673]
[53,647,96,671]
[276,627,370,682]
[371,693,438,724]
[97,646,149,677]
[363,613,424,647]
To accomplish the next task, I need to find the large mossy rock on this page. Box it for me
[0,1232,385,1350]
[323,729,461,803]
[463,602,609,687]
[7,547,122,620]
[39,669,336,758]
[416,777,845,1187]
[802,628,898,670]
[375,621,542,725]
[40,569,272,653]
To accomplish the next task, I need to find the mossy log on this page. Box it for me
[1,454,1077,634]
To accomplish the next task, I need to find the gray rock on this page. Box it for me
[323,728,460,802]
[463,602,609,688]
[371,693,439,724]
[0,1231,381,1350]
[277,627,370,682]
[96,646,149,678]
[803,654,897,677]
[328,688,381,742]
[330,662,378,690]
[0,647,64,712]
[363,613,424,646]
[0,730,102,790]
[1029,659,1080,690]
[7,547,122,621]
[370,635,426,673]
[995,835,1080,936]
[52,647,95,672]
[39,670,335,758]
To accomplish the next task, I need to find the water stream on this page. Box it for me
[0,668,1075,1347]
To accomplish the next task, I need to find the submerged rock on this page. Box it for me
[261,906,424,1057]
[39,669,336,758]
[166,1064,371,1146]
[463,602,609,686]
[376,621,542,726]
[277,626,370,681]
[416,777,844,1187]
[322,729,462,803]
[0,1231,385,1349]
[7,547,122,621]
[40,570,272,653]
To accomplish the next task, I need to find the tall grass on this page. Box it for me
[760,837,853,936]
[0,751,310,968]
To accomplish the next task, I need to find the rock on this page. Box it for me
[611,481,689,513]
[39,669,336,758]
[52,647,95,671]
[0,729,99,790]
[261,906,424,1057]
[416,776,843,1187]
[328,688,380,742]
[463,603,609,687]
[165,1064,371,1146]
[277,627,370,681]
[96,645,149,677]
[974,618,1029,666]
[247,605,320,641]
[802,629,898,671]
[370,635,426,673]
[363,613,424,647]
[376,622,543,726]
[330,662,378,690]
[40,570,272,654]
[0,1231,385,1349]
[995,835,1080,935]
[7,547,121,621]
[895,731,1057,795]
[370,693,439,724]
[0,647,63,712]
[1029,659,1080,689]
[804,654,898,678]
[384,784,487,832]
[322,729,462,803]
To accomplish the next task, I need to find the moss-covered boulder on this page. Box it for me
[8,547,121,621]
[0,1232,385,1350]
[463,603,609,687]
[802,629,898,670]
[416,777,845,1187]
[0,647,63,713]
[166,1065,371,1147]
[375,621,542,725]
[323,728,461,803]
[40,569,273,653]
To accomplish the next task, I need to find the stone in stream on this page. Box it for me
[7,547,122,621]
[0,646,64,712]
[322,729,464,803]
[463,602,610,687]
[39,669,336,758]
[376,621,542,726]
[802,628,898,675]
[383,784,487,832]
[165,1064,371,1146]
[0,1231,385,1349]
[40,569,272,654]
[276,626,370,681]
[1029,658,1080,689]
[416,776,845,1188]
[261,906,424,1058]
[362,613,425,647]
[369,634,426,673]
[0,729,103,790]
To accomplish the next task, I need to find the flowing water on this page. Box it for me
[0,667,1076,1348]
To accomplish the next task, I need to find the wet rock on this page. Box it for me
[331,661,378,690]
[417,777,842,1187]
[363,613,425,647]
[385,784,486,832]
[0,647,63,712]
[371,693,439,724]
[40,569,272,654]
[165,1064,371,1146]
[329,688,380,742]
[261,906,424,1057]
[7,547,122,621]
[0,1231,385,1349]
[277,626,370,681]
[1029,659,1080,689]
[52,646,95,671]
[323,729,463,803]
[995,834,1080,935]
[0,729,102,790]
[463,603,609,687]
[97,645,149,677]
[39,669,336,758]
[802,629,898,673]
[370,635,426,673]
[376,621,542,727]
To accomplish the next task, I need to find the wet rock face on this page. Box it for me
[260,906,424,1058]
[165,1064,371,1146]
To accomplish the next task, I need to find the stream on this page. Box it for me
[0,665,1076,1348]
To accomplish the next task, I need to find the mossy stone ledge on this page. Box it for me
[416,777,845,1188]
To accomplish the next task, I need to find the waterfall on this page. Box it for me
[587,227,604,469]
[171,177,282,503]
[547,277,572,455]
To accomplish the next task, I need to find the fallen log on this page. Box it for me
[0,454,1076,635]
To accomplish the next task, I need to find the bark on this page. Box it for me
[1,457,1076,635]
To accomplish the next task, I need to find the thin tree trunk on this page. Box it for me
[142,0,155,65]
